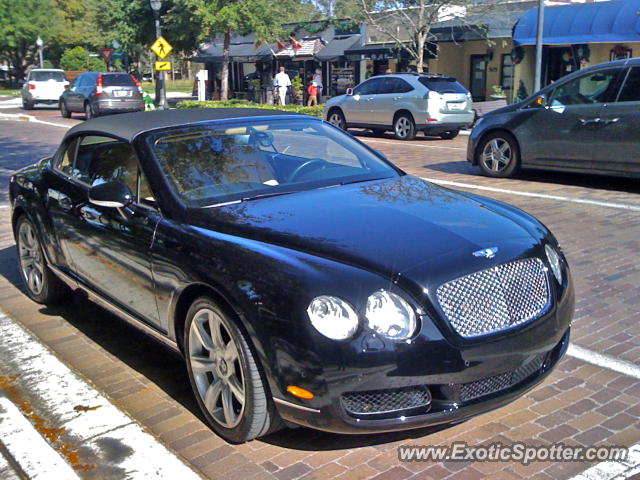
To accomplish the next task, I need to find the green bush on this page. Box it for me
[60,47,107,72]
[177,100,324,118]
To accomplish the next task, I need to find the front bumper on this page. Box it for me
[275,327,570,434]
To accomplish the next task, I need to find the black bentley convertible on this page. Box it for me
[10,109,574,442]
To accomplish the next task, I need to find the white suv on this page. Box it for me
[22,69,69,110]
[324,73,474,140]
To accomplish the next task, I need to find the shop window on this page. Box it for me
[500,54,514,90]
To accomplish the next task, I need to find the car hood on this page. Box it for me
[190,176,543,284]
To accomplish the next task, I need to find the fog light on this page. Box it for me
[287,385,314,400]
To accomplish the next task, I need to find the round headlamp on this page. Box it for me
[365,290,416,340]
[545,244,563,284]
[307,296,359,340]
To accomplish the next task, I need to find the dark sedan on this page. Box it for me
[10,109,574,443]
[468,58,640,178]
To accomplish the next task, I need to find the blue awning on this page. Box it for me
[513,0,640,45]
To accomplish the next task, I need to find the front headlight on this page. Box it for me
[366,290,416,340]
[307,296,359,340]
[545,244,563,284]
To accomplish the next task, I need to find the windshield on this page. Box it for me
[419,77,467,94]
[147,118,399,207]
[31,71,66,82]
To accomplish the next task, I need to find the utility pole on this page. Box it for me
[534,0,545,92]
[150,0,167,110]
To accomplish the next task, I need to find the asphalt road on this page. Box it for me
[0,116,639,480]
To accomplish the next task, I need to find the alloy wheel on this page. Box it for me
[188,307,245,429]
[18,221,44,296]
[394,116,414,139]
[481,138,512,172]
[328,112,345,129]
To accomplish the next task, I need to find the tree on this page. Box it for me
[177,0,300,100]
[350,0,497,73]
[60,46,106,71]
[0,0,56,80]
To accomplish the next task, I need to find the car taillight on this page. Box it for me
[96,74,103,96]
[28,82,36,90]
[130,75,143,94]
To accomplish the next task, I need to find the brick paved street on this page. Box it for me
[0,120,639,479]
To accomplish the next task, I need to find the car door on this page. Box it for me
[48,135,162,326]
[593,65,640,175]
[370,77,414,126]
[517,67,624,171]
[343,78,383,124]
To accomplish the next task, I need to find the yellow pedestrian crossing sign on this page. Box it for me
[151,37,172,59]
[155,61,172,71]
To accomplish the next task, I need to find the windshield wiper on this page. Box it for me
[240,190,299,202]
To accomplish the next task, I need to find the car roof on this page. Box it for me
[63,108,308,143]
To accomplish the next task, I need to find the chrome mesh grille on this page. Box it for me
[460,353,546,402]
[436,258,550,338]
[341,387,431,415]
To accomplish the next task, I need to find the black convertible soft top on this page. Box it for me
[64,108,307,143]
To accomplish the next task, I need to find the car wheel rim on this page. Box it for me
[395,117,411,138]
[329,113,343,129]
[482,138,512,172]
[188,308,245,429]
[18,221,44,296]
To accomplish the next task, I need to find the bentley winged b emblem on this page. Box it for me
[473,247,498,259]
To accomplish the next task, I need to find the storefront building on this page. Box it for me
[512,0,640,99]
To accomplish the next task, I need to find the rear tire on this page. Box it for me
[60,100,71,118]
[393,113,416,140]
[327,109,346,130]
[477,132,520,178]
[440,129,460,140]
[184,297,283,443]
[15,216,68,304]
[84,102,94,120]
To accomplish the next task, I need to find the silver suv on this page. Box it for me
[22,68,69,110]
[324,73,474,140]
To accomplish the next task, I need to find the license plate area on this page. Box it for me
[114,90,132,97]
[447,102,463,110]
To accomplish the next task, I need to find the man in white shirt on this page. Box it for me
[312,68,323,102]
[274,66,291,105]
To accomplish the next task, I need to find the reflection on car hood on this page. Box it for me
[192,176,541,279]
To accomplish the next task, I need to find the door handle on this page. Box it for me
[601,117,620,125]
[393,96,402,100]
[579,118,603,126]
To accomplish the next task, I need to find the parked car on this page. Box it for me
[324,73,474,140]
[10,109,573,442]
[21,68,69,109]
[59,72,144,120]
[468,58,640,178]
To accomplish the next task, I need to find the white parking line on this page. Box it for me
[422,177,640,212]
[363,138,465,150]
[31,118,70,129]
[570,443,640,480]
[0,311,202,479]
[567,344,640,380]
[0,397,80,479]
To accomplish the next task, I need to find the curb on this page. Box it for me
[0,113,33,122]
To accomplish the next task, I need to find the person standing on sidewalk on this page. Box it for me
[274,66,291,105]
[307,82,318,106]
[312,68,323,102]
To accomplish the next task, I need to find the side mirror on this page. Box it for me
[533,95,546,107]
[89,182,134,208]
[64,84,70,90]
[346,88,354,96]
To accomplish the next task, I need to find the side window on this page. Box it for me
[74,75,84,88]
[354,78,382,95]
[71,136,154,204]
[549,69,621,107]
[388,78,413,94]
[56,138,79,175]
[616,67,640,102]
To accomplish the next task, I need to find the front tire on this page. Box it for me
[60,100,71,118]
[477,132,520,178]
[327,109,346,130]
[184,297,281,443]
[393,113,416,140]
[15,216,68,304]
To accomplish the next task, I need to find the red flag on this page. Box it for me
[277,40,286,50]
[290,36,302,51]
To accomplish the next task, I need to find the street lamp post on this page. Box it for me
[533,0,545,92]
[150,0,167,110]
[36,37,44,68]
